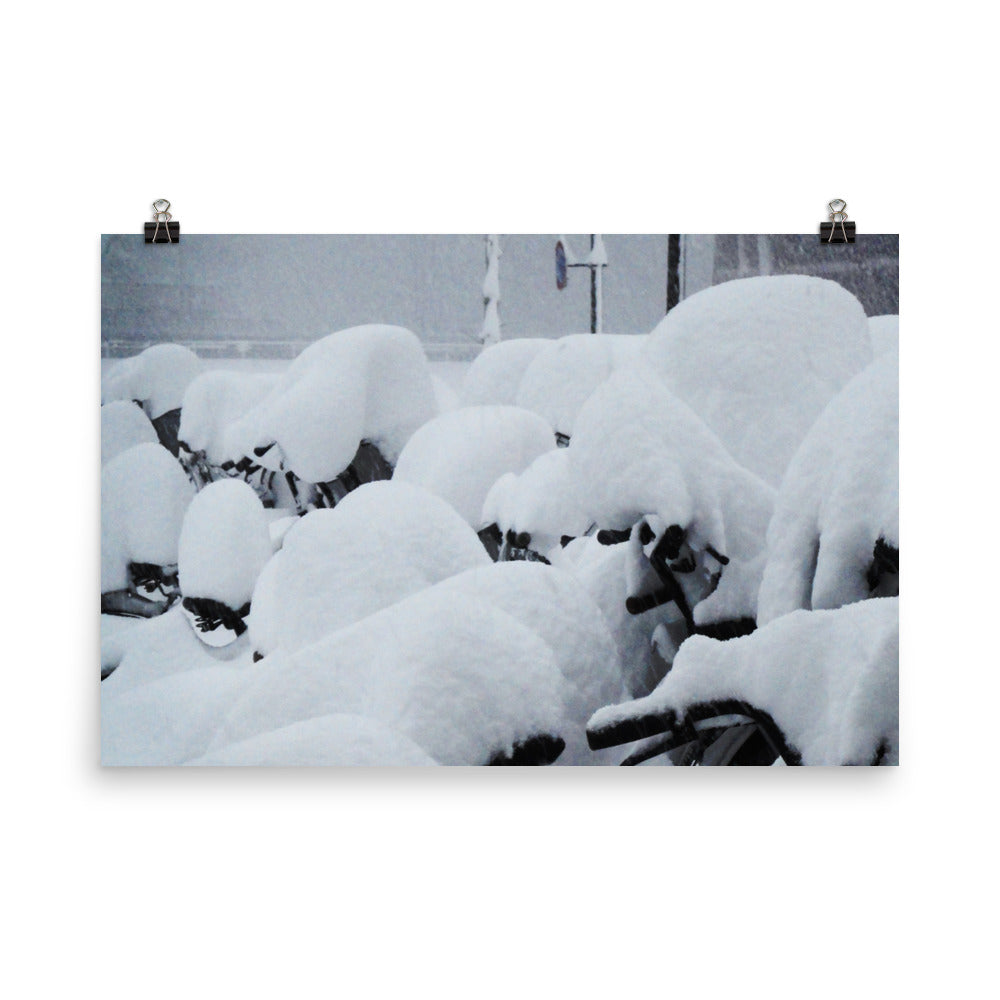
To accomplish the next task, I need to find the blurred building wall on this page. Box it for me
[102,234,897,358]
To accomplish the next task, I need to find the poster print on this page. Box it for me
[101,235,898,766]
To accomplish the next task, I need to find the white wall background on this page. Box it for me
[101,233,677,348]
[3,4,995,1000]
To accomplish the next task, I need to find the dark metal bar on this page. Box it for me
[590,234,597,333]
[666,234,681,311]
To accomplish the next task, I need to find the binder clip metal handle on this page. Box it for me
[145,199,180,244]
[819,198,855,243]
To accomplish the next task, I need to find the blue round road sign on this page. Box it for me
[555,240,567,290]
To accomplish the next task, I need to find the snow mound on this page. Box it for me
[462,338,549,406]
[516,334,645,439]
[757,351,898,625]
[101,401,157,465]
[102,606,252,697]
[226,325,436,484]
[643,276,873,486]
[567,368,774,566]
[553,537,672,699]
[481,448,592,555]
[178,479,272,610]
[100,614,144,676]
[189,714,439,766]
[102,665,251,766]
[214,587,568,766]
[101,344,202,419]
[431,374,460,413]
[393,405,556,527]
[868,314,899,357]
[178,370,279,465]
[248,480,491,657]
[101,443,195,593]
[432,561,622,728]
[590,598,899,766]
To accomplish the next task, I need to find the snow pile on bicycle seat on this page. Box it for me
[189,714,439,766]
[179,370,279,464]
[463,338,549,406]
[102,606,252,697]
[432,561,621,731]
[102,665,252,766]
[102,344,202,419]
[178,480,272,609]
[868,314,899,357]
[481,449,591,554]
[101,443,195,592]
[568,368,774,568]
[226,325,436,484]
[643,276,872,486]
[248,481,490,657]
[516,334,645,439]
[213,587,567,765]
[393,405,556,527]
[757,351,898,625]
[101,401,157,464]
[591,598,899,766]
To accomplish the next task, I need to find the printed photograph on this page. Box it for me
[101,234,899,766]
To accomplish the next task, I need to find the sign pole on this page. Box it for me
[590,235,597,333]
[666,234,681,312]
[556,235,607,333]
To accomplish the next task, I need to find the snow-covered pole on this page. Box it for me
[481,234,502,346]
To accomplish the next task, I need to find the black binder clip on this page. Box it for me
[819,199,855,243]
[145,199,179,244]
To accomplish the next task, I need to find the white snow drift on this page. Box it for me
[757,351,898,625]
[101,400,157,465]
[393,405,556,527]
[567,367,774,575]
[248,480,491,657]
[516,334,645,440]
[432,561,622,731]
[226,325,436,484]
[643,276,873,486]
[589,598,899,766]
[178,369,280,466]
[102,606,252,697]
[868,314,899,357]
[101,443,195,593]
[462,338,549,406]
[189,714,439,766]
[102,343,202,420]
[481,448,592,556]
[103,664,252,766]
[214,587,568,766]
[178,479,273,611]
